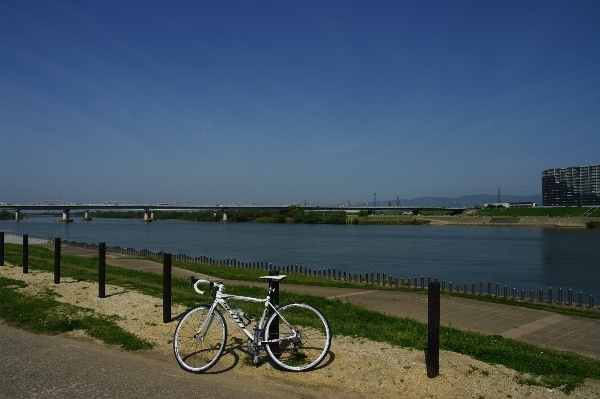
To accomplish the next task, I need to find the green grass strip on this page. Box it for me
[3,243,600,392]
[169,260,600,320]
[0,276,151,350]
[476,206,596,218]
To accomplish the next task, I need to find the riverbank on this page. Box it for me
[2,257,600,398]
[423,216,594,228]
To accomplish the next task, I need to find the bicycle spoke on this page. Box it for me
[173,306,227,373]
[265,303,331,371]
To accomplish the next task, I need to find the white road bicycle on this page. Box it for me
[173,275,331,373]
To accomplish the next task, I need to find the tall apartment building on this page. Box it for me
[542,164,600,206]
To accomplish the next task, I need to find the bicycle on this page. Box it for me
[173,274,331,373]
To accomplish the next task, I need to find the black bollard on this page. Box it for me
[268,270,280,356]
[568,289,572,307]
[54,238,61,284]
[427,282,440,378]
[0,231,4,266]
[163,253,172,323]
[99,243,106,298]
[558,288,562,306]
[23,234,28,274]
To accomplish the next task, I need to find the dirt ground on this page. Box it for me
[2,263,599,399]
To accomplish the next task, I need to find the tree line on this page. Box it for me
[91,206,348,224]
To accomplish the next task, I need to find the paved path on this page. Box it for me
[0,322,354,399]
[16,241,600,360]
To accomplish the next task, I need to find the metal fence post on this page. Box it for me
[558,288,562,306]
[54,238,61,284]
[568,289,572,307]
[427,281,440,378]
[0,231,4,266]
[23,234,28,274]
[99,243,106,298]
[268,269,280,356]
[163,253,172,323]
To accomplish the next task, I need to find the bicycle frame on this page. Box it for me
[193,278,296,346]
[175,275,331,372]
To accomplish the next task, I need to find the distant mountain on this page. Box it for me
[374,194,542,208]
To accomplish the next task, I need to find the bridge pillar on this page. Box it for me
[222,211,227,222]
[151,211,155,221]
[142,209,153,223]
[59,209,72,223]
[14,210,20,222]
[82,210,92,221]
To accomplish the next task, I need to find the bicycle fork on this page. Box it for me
[194,306,216,341]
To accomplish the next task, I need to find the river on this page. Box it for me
[2,217,599,300]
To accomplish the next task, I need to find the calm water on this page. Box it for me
[2,217,599,299]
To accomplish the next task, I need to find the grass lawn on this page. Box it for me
[476,207,598,218]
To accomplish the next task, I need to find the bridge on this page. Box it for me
[0,200,466,223]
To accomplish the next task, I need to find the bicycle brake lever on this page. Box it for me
[189,276,198,291]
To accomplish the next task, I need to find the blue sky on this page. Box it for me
[1,1,599,206]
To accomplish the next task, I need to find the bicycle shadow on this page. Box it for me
[201,335,338,374]
[265,347,335,372]
[309,350,335,371]
[201,336,246,374]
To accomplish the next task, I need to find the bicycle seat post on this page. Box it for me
[268,270,280,355]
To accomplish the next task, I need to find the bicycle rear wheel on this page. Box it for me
[264,303,331,371]
[173,305,227,373]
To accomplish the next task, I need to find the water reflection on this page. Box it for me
[541,228,600,299]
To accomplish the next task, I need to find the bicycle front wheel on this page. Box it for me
[173,305,227,373]
[264,303,331,371]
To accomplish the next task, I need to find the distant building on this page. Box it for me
[542,164,600,206]
[483,203,511,208]
[509,202,536,208]
[483,202,536,208]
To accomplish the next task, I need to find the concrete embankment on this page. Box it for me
[424,216,594,228]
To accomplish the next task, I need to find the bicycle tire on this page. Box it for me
[173,305,227,373]
[264,303,331,371]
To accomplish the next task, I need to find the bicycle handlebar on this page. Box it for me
[193,279,210,295]
[188,276,212,295]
